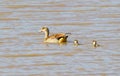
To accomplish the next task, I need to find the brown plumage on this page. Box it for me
[40,27,68,43]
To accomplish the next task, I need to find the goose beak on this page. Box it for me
[38,30,42,32]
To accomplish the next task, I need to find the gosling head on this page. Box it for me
[92,40,97,45]
[74,40,79,46]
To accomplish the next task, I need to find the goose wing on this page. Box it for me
[49,33,66,39]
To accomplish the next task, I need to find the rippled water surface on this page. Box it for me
[0,0,120,76]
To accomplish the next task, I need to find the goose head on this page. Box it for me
[40,27,49,32]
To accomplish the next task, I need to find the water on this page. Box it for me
[0,0,120,76]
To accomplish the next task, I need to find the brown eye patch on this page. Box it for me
[42,27,45,29]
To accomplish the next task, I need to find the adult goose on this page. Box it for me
[40,27,68,43]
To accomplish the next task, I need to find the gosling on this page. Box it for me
[74,40,80,46]
[92,40,100,47]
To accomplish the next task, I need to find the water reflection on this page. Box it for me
[0,0,120,76]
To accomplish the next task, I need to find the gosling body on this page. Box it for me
[92,40,100,47]
[74,40,80,46]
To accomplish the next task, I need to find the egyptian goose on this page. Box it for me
[74,40,80,46]
[40,27,68,43]
[92,40,100,47]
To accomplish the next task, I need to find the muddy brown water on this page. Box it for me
[0,0,120,76]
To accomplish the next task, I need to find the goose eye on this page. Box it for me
[42,27,45,29]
